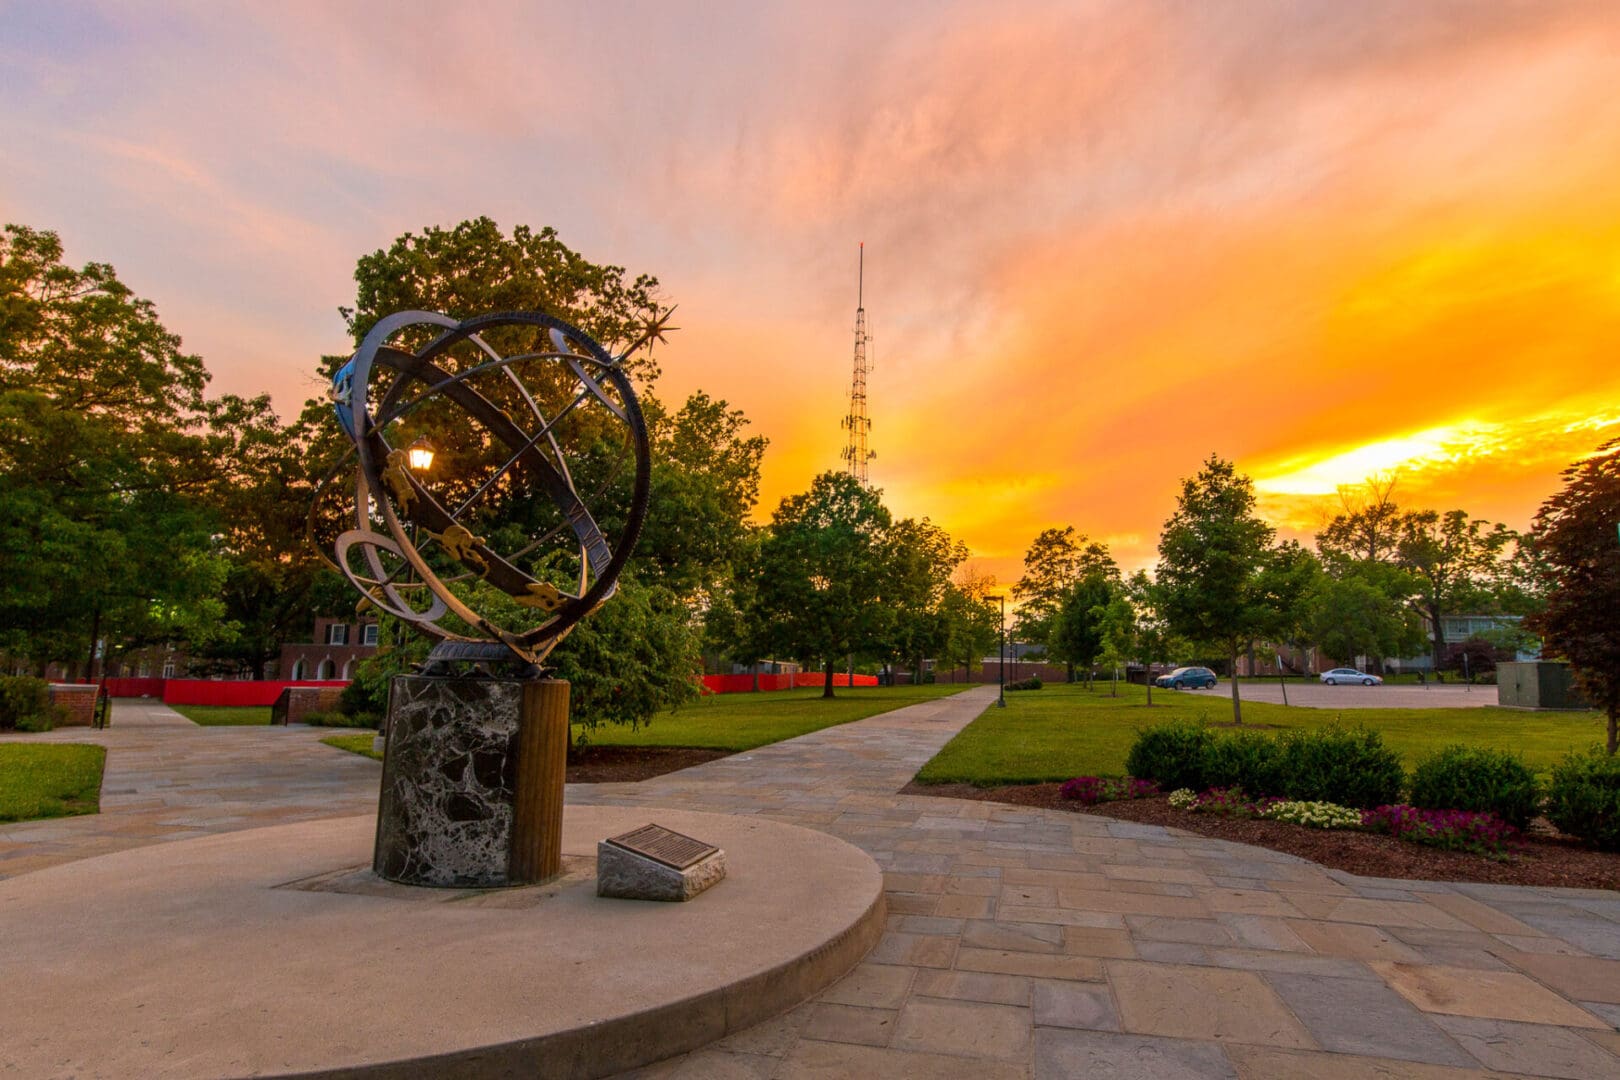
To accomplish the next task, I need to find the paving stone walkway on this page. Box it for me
[0,701,376,880]
[6,691,1620,1078]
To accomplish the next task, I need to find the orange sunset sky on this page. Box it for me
[5,1,1619,585]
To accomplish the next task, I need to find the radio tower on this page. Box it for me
[841,243,875,484]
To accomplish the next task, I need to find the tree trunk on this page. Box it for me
[823,659,836,699]
[1428,602,1446,672]
[83,605,102,683]
[251,657,267,681]
[1066,661,1075,684]
[752,667,760,692]
[1607,707,1616,756]
[1110,666,1118,697]
[1229,644,1243,724]
[1146,671,1153,707]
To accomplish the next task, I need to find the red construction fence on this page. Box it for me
[700,672,879,694]
[96,679,353,706]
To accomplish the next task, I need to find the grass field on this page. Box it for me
[172,705,272,726]
[915,682,1608,787]
[322,733,383,760]
[575,684,973,751]
[0,744,106,822]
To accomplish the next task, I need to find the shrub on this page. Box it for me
[1261,800,1362,830]
[303,710,381,729]
[1125,720,1212,791]
[1544,748,1620,852]
[1409,745,1540,829]
[1167,788,1198,810]
[0,676,55,732]
[1277,725,1404,808]
[1005,676,1043,691]
[1059,776,1158,805]
[1362,804,1518,856]
[1200,730,1284,798]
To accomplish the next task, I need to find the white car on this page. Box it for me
[1320,668,1382,686]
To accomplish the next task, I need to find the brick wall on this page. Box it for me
[272,686,347,725]
[48,684,98,727]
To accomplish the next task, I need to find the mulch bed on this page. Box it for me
[906,782,1619,892]
[566,745,731,784]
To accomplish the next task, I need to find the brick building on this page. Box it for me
[278,617,381,681]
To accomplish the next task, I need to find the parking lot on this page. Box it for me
[1186,681,1497,709]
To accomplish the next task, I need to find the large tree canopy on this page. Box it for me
[0,224,238,674]
[1157,455,1313,722]
[1527,439,1620,753]
[745,472,895,697]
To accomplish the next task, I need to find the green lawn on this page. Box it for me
[915,682,1608,786]
[322,733,383,761]
[577,684,973,751]
[172,705,272,726]
[0,744,106,822]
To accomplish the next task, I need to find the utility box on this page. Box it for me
[1497,661,1590,710]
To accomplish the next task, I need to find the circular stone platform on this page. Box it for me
[0,806,885,1078]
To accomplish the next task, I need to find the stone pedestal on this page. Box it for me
[373,675,569,887]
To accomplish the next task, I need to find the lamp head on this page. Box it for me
[406,438,435,474]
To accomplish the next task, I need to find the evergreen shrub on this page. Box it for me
[1200,729,1284,797]
[1409,745,1540,829]
[1277,725,1404,808]
[1545,748,1620,852]
[0,676,55,732]
[1125,720,1212,791]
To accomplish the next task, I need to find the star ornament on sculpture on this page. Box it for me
[310,310,655,673]
[620,304,679,359]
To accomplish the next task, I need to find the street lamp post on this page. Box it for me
[400,439,435,646]
[997,594,1006,709]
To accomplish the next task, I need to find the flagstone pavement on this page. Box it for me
[6,690,1620,1078]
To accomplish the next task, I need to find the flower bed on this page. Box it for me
[906,780,1620,890]
[1059,775,1158,806]
[1362,804,1518,856]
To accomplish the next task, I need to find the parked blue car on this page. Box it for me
[1155,666,1218,690]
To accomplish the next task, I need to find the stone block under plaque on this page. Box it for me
[597,824,726,901]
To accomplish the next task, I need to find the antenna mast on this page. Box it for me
[840,243,875,484]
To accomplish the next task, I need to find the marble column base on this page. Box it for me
[373,675,568,887]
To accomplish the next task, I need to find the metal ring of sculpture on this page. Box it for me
[315,309,651,671]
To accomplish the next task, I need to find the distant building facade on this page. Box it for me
[278,617,381,681]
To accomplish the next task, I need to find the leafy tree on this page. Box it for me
[1050,572,1116,688]
[1397,509,1515,669]
[186,398,347,679]
[745,472,894,698]
[883,517,968,682]
[1157,455,1311,723]
[935,581,999,682]
[1317,474,1403,564]
[635,391,768,597]
[0,224,236,675]
[1317,474,1532,672]
[1304,565,1425,671]
[1526,439,1620,753]
[341,217,665,368]
[1012,526,1117,679]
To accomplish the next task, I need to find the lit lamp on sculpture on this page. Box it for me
[312,309,660,887]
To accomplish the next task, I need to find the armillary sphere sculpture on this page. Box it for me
[312,309,661,676]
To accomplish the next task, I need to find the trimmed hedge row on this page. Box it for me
[1125,721,1403,808]
[1125,719,1619,850]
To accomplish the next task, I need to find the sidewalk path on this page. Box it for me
[0,699,377,879]
[6,689,1620,1078]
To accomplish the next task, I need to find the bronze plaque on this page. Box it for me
[605,824,718,870]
